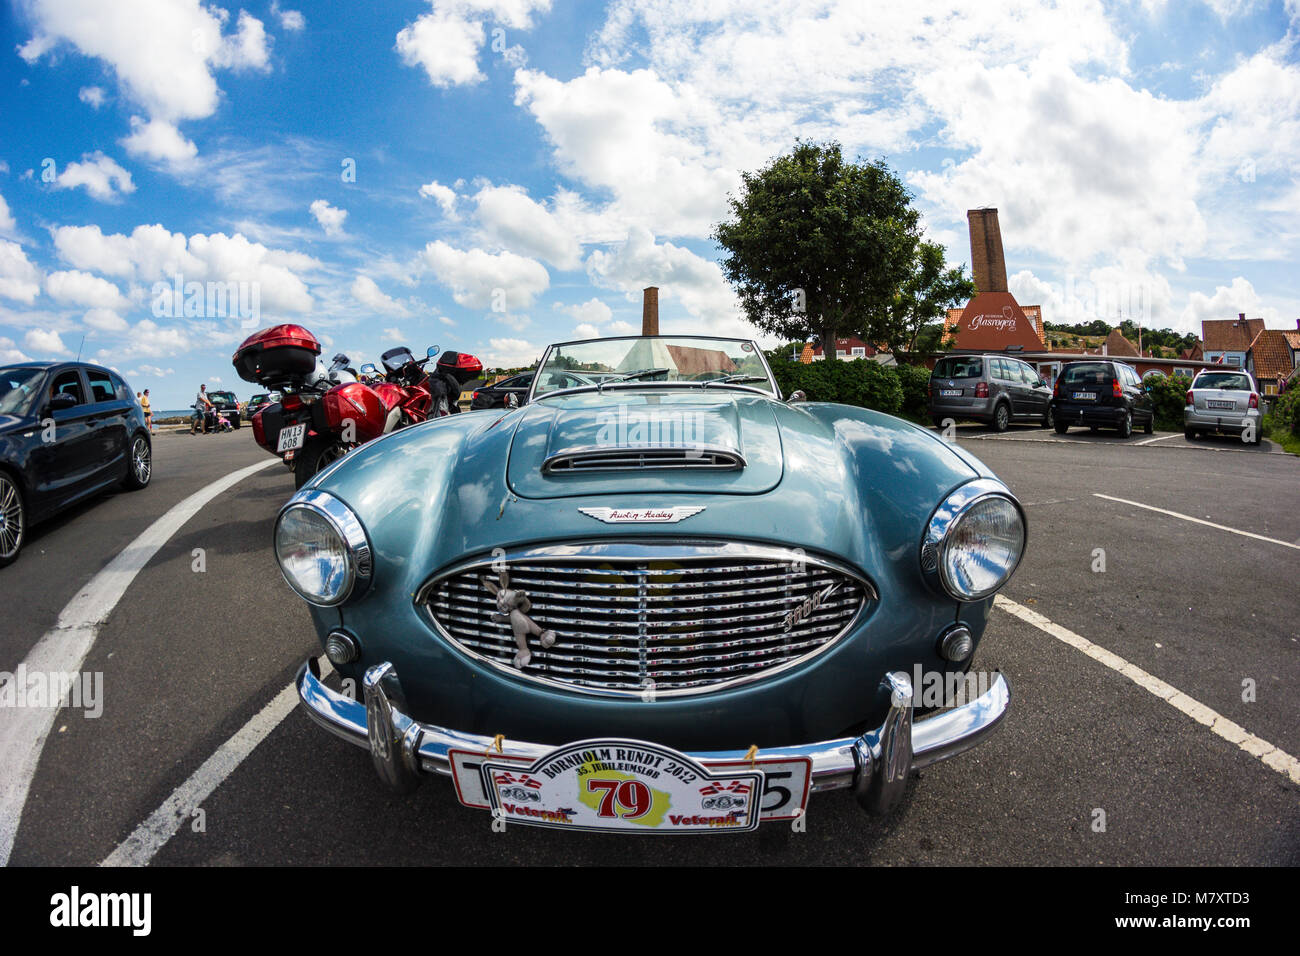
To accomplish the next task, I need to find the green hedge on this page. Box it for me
[1145,374,1192,431]
[767,352,921,417]
[1270,388,1300,436]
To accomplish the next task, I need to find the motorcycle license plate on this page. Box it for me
[1072,391,1096,401]
[449,739,811,833]
[277,424,306,452]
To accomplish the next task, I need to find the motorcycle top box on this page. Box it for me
[233,324,322,387]
[436,350,483,385]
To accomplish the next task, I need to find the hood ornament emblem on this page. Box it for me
[481,570,557,669]
[578,506,705,524]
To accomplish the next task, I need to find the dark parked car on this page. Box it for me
[928,354,1053,431]
[0,362,152,567]
[470,370,595,410]
[1051,360,1154,437]
[244,392,275,419]
[207,389,242,429]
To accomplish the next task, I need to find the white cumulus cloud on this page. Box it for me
[54,152,135,202]
[309,199,347,236]
[420,240,549,309]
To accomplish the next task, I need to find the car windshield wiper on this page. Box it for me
[597,368,670,392]
[700,375,770,389]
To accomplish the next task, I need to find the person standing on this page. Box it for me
[191,384,214,435]
[140,389,154,434]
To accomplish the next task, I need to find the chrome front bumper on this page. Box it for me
[296,658,1010,817]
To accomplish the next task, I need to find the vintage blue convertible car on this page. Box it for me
[282,335,1024,832]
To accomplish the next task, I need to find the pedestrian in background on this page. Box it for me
[141,389,154,433]
[191,384,214,435]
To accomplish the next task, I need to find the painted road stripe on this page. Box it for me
[0,457,277,866]
[102,659,333,867]
[995,595,1300,785]
[1133,434,1178,445]
[1093,493,1300,551]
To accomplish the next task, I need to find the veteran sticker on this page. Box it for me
[450,739,780,833]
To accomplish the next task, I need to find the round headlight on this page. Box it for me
[924,481,1025,602]
[274,491,372,606]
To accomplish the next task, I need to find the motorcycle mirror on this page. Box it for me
[427,346,440,358]
[360,364,377,375]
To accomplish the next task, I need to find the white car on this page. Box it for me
[1185,369,1262,444]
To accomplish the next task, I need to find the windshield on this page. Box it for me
[532,337,774,397]
[0,367,44,416]
[1193,372,1252,391]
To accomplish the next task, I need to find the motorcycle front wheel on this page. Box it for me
[292,435,350,489]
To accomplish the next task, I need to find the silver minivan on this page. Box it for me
[1184,369,1262,444]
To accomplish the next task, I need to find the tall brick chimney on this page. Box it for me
[967,208,1008,294]
[642,286,659,336]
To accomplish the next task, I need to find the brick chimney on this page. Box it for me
[642,286,659,336]
[967,208,1008,293]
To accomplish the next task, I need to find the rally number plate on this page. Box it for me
[449,739,811,833]
[277,423,306,452]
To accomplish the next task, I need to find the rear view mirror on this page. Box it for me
[504,393,520,409]
[48,392,77,413]
[360,364,377,376]
[427,346,440,358]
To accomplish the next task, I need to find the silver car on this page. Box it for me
[1184,369,1262,444]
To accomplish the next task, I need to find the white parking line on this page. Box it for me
[101,659,332,867]
[995,596,1300,785]
[1133,434,1178,445]
[1093,493,1300,551]
[0,457,277,866]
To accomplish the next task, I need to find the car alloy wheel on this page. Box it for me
[992,404,1009,432]
[0,474,24,566]
[123,435,152,490]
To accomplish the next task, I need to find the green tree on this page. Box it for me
[879,241,975,354]
[713,142,922,359]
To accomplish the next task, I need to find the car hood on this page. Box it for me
[505,390,784,498]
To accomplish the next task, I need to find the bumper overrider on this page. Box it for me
[296,657,1010,820]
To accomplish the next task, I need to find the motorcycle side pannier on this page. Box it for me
[233,325,321,387]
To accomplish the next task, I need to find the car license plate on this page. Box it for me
[449,739,811,833]
[939,389,962,397]
[277,423,306,452]
[1207,400,1234,410]
[1072,391,1096,400]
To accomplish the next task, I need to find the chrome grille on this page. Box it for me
[419,543,872,697]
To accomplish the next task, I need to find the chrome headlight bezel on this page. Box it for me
[921,478,1026,602]
[274,489,373,607]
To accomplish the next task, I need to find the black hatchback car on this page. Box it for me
[1051,360,1154,438]
[0,362,152,567]
[207,389,242,429]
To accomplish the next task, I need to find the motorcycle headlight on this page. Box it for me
[922,479,1025,602]
[274,490,373,606]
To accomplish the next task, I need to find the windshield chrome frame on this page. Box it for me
[525,335,779,404]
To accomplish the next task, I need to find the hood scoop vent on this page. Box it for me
[542,444,746,473]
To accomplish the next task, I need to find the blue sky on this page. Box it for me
[1,0,1298,409]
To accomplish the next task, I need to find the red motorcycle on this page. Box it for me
[233,325,481,488]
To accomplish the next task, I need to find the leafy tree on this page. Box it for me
[713,142,922,359]
[878,241,975,354]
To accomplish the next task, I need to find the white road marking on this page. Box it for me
[0,457,277,866]
[101,659,333,867]
[995,595,1300,785]
[1134,434,1178,445]
[1093,493,1300,551]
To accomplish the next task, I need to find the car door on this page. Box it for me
[1014,361,1043,418]
[993,358,1024,417]
[34,368,102,510]
[83,366,130,479]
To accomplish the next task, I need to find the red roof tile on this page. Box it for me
[1248,329,1296,382]
[1202,317,1265,353]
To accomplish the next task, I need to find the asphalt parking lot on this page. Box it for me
[2,423,1297,866]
